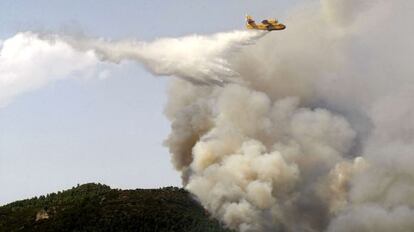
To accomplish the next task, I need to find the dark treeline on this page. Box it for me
[0,183,234,232]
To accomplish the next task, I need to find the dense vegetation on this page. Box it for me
[0,183,233,232]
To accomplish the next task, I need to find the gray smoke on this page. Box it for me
[1,0,413,231]
[162,0,414,231]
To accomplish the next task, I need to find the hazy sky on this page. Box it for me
[0,0,298,205]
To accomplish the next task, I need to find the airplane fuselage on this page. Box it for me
[246,17,286,31]
[246,22,286,31]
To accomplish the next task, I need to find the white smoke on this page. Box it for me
[62,30,266,85]
[163,0,414,231]
[2,0,414,231]
[0,30,264,106]
[0,32,99,106]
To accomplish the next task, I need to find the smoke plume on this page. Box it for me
[162,0,414,231]
[2,0,414,231]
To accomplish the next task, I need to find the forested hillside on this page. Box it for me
[0,183,233,232]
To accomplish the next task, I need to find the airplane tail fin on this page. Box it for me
[245,15,255,24]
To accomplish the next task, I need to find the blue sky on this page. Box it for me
[0,0,299,205]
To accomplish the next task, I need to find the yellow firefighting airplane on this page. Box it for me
[246,15,286,31]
